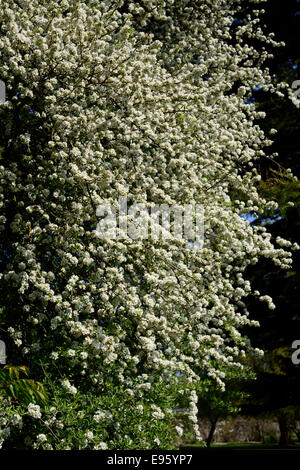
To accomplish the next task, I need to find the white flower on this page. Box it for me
[136,405,143,414]
[85,431,94,440]
[93,411,106,423]
[11,414,22,426]
[175,426,183,437]
[152,411,164,419]
[94,442,107,450]
[50,352,59,360]
[27,404,41,419]
[67,349,76,357]
[61,379,77,395]
[0,0,295,450]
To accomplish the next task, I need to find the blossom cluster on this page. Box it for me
[0,0,294,449]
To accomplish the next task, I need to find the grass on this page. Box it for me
[181,442,300,450]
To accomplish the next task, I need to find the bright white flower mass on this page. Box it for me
[0,0,293,448]
[27,404,41,420]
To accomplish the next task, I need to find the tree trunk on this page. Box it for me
[206,418,218,448]
[278,415,291,448]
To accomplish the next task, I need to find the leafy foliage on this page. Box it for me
[0,365,47,406]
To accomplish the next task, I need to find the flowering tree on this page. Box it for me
[0,0,297,449]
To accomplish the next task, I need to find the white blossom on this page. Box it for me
[0,0,294,448]
[27,404,41,420]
